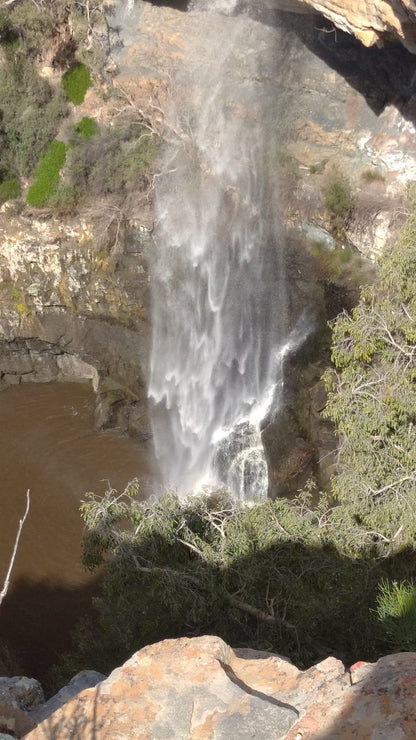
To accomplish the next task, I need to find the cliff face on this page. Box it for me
[0,212,152,437]
[2,0,416,477]
[277,0,416,52]
[22,635,416,739]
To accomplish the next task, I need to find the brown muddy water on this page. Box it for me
[0,382,156,685]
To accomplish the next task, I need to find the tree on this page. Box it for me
[324,208,416,546]
[54,481,391,682]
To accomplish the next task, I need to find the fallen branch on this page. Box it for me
[0,490,30,608]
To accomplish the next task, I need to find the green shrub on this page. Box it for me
[323,178,354,219]
[309,159,328,175]
[123,135,159,189]
[51,485,398,681]
[66,126,159,198]
[62,63,92,105]
[0,10,17,45]
[48,182,78,215]
[6,0,55,54]
[0,57,67,176]
[324,208,416,541]
[0,178,19,202]
[323,177,354,240]
[74,116,99,140]
[375,580,416,651]
[26,140,66,207]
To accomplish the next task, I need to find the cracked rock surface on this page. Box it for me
[23,636,416,739]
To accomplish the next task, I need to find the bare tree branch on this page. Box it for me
[0,490,30,608]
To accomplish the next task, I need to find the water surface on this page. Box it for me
[0,382,154,681]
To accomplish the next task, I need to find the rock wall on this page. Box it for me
[112,1,416,259]
[0,212,152,437]
[273,0,416,52]
[21,635,416,739]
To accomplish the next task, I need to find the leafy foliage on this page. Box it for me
[0,56,67,177]
[375,580,416,651]
[0,178,19,203]
[4,0,56,55]
[65,124,158,199]
[52,483,414,682]
[26,140,66,207]
[324,214,416,543]
[62,63,92,105]
[74,116,99,140]
[323,176,354,241]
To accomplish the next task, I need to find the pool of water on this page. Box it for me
[0,382,155,683]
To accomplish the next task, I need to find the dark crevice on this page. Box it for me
[219,660,300,716]
[255,9,416,122]
[144,0,188,12]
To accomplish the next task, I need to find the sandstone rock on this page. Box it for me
[0,214,152,436]
[275,0,416,52]
[285,653,416,738]
[24,636,299,739]
[22,637,416,739]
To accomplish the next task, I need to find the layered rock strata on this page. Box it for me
[0,214,152,437]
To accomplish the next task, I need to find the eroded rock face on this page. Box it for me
[273,0,416,52]
[0,213,152,437]
[23,636,416,739]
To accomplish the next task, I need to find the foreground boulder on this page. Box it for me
[23,636,416,739]
[0,677,43,738]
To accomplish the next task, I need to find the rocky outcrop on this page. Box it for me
[113,2,416,258]
[29,671,105,727]
[0,677,43,738]
[0,212,153,437]
[275,0,416,52]
[22,635,416,739]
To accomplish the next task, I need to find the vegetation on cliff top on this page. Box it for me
[0,0,103,191]
[0,0,159,223]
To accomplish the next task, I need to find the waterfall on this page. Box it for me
[148,1,289,499]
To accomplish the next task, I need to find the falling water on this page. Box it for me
[149,1,290,499]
